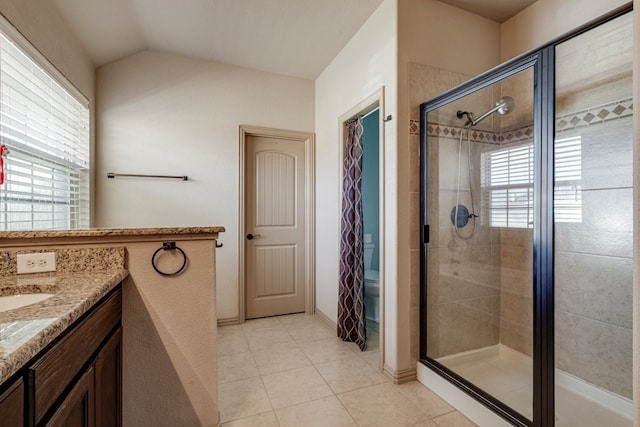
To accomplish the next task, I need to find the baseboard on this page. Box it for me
[217,317,240,327]
[383,365,417,384]
[314,309,337,331]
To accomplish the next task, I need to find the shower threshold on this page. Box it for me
[434,345,632,427]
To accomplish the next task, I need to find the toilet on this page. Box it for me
[363,240,380,322]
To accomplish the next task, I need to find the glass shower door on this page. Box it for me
[423,65,535,423]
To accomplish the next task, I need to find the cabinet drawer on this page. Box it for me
[30,289,121,424]
[0,378,24,426]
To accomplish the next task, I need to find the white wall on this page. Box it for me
[401,0,501,76]
[314,0,398,364]
[96,50,314,320]
[501,0,630,61]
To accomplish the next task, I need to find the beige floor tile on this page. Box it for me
[262,366,333,409]
[338,382,428,426]
[219,325,244,336]
[316,355,387,393]
[433,411,477,427]
[218,351,259,384]
[252,342,311,375]
[275,396,357,427]
[285,323,335,343]
[278,313,323,328]
[242,316,284,333]
[299,338,357,365]
[222,411,280,427]
[412,421,439,427]
[245,327,295,351]
[218,377,272,422]
[218,331,250,356]
[395,381,455,419]
[359,349,380,369]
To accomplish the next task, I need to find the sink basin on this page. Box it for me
[0,293,54,312]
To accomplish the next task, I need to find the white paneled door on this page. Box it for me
[245,134,306,319]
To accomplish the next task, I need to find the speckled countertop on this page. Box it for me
[0,226,225,240]
[0,245,130,385]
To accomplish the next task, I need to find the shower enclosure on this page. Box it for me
[419,6,633,427]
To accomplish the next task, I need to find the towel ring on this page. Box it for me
[152,242,188,277]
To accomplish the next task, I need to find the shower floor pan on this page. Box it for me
[437,345,633,427]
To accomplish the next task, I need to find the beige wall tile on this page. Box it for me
[555,312,633,398]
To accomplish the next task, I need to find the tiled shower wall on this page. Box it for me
[554,113,633,399]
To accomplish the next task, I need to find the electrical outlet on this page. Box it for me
[17,252,56,274]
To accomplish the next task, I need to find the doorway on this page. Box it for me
[338,88,385,366]
[239,126,315,321]
[361,109,381,349]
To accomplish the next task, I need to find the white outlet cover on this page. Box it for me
[17,252,56,274]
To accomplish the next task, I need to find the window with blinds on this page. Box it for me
[481,136,582,228]
[0,23,89,230]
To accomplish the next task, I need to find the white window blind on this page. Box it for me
[481,136,582,228]
[481,143,534,228]
[554,136,582,223]
[0,24,89,230]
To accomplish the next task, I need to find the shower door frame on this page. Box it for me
[418,4,632,427]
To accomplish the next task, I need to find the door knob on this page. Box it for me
[246,233,261,240]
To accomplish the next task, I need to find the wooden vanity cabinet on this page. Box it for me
[43,327,122,427]
[0,378,25,426]
[0,284,124,427]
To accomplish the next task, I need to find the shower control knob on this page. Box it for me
[246,233,261,240]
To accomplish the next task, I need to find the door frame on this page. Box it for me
[238,125,316,323]
[338,87,385,370]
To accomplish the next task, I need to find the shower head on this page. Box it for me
[458,96,515,126]
[495,96,515,115]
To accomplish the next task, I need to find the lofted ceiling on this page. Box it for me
[51,0,537,80]
[51,0,384,79]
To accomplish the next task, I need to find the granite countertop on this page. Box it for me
[0,268,129,385]
[0,226,225,240]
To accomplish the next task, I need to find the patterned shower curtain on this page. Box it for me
[338,117,366,351]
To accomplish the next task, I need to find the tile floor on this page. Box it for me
[218,313,477,427]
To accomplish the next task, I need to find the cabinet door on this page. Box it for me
[95,328,122,427]
[45,366,95,427]
[0,378,24,426]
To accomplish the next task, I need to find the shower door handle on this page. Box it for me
[246,233,261,240]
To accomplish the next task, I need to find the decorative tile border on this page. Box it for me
[423,123,501,144]
[411,97,633,143]
[556,97,633,132]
